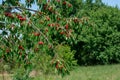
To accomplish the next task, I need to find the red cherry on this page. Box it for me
[60,31,64,35]
[46,16,50,21]
[19,52,22,55]
[55,61,59,69]
[55,63,59,69]
[63,1,66,5]
[68,4,72,7]
[18,45,24,50]
[43,4,48,10]
[16,14,23,18]
[38,12,42,15]
[48,24,51,27]
[34,48,39,52]
[73,18,79,23]
[32,14,35,16]
[65,24,69,29]
[48,45,52,49]
[51,23,55,27]
[19,17,26,22]
[48,23,55,27]
[56,64,59,69]
[57,17,61,21]
[33,32,40,36]
[45,28,48,32]
[55,23,60,27]
[4,12,14,18]
[38,41,44,45]
[6,49,11,53]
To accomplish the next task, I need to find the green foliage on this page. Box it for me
[73,3,120,65]
[52,44,77,77]
[31,51,54,74]
[13,67,32,80]
[54,44,77,67]
[76,26,120,65]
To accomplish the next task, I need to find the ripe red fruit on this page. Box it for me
[48,24,51,27]
[56,64,59,69]
[19,52,22,55]
[46,16,50,21]
[38,41,44,45]
[38,12,42,15]
[32,14,35,16]
[51,23,55,27]
[73,18,79,23]
[68,4,72,7]
[4,12,14,18]
[65,24,69,29]
[34,48,39,52]
[55,23,60,27]
[33,32,40,36]
[19,17,26,22]
[63,1,66,5]
[48,23,55,27]
[6,49,11,53]
[60,31,64,35]
[18,45,24,50]
[57,17,61,21]
[45,28,48,32]
[16,14,23,18]
[43,4,48,10]
[48,45,52,49]
[55,61,59,69]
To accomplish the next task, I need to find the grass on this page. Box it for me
[1,64,120,80]
[33,64,120,80]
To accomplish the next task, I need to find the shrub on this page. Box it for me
[52,44,77,76]
[73,20,120,65]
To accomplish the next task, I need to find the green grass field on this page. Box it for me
[34,64,120,80]
[1,64,120,80]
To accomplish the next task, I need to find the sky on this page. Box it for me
[102,0,120,8]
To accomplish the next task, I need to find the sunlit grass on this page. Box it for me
[34,64,120,80]
[1,64,120,80]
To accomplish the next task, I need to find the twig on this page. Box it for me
[3,6,39,13]
[31,22,51,45]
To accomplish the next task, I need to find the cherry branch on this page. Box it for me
[30,22,52,46]
[3,6,39,13]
